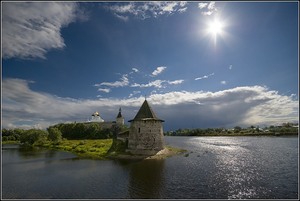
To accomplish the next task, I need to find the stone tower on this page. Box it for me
[127,100,164,155]
[116,107,124,125]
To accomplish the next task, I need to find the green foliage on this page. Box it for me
[19,129,48,146]
[48,122,116,140]
[164,123,298,137]
[47,127,62,144]
[48,139,113,159]
[1,128,26,141]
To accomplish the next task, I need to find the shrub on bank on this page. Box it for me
[19,129,48,146]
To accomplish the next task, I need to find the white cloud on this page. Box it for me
[106,2,188,20]
[3,78,298,130]
[198,1,217,16]
[151,66,167,77]
[128,91,141,98]
[95,74,129,88]
[178,7,187,13]
[195,73,215,80]
[221,81,227,85]
[114,13,129,21]
[131,80,165,88]
[132,68,139,73]
[131,79,184,89]
[2,2,86,59]
[198,3,208,9]
[168,79,184,85]
[98,88,111,93]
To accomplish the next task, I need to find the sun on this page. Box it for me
[208,19,223,35]
[204,17,226,45]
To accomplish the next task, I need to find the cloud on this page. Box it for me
[168,80,184,85]
[131,80,165,88]
[151,66,167,77]
[3,78,298,130]
[95,74,129,88]
[98,88,111,93]
[106,2,188,20]
[114,13,129,21]
[229,65,233,70]
[195,73,215,80]
[221,81,227,85]
[132,68,139,73]
[198,3,208,9]
[131,79,184,89]
[129,91,141,98]
[198,1,217,16]
[2,2,87,59]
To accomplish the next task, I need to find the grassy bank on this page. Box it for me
[42,139,113,160]
[2,139,186,160]
[1,140,20,145]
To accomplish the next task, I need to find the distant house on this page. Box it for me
[126,100,165,155]
[90,111,104,123]
[85,108,124,129]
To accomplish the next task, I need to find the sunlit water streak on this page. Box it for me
[2,136,298,199]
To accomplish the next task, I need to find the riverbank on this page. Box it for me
[2,139,186,160]
[165,132,298,137]
[107,145,187,160]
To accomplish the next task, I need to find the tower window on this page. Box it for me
[138,128,140,133]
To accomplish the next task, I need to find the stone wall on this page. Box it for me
[116,117,124,125]
[127,120,164,155]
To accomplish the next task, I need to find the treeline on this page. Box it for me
[49,122,127,139]
[2,122,128,145]
[2,128,61,146]
[165,124,299,136]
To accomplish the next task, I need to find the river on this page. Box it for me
[2,136,298,199]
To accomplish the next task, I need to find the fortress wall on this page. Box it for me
[128,120,164,153]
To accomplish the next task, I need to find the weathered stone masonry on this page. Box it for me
[127,100,165,155]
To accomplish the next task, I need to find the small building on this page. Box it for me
[127,100,165,155]
[90,111,104,122]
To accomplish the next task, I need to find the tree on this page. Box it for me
[47,127,62,144]
[234,126,242,133]
[20,129,48,146]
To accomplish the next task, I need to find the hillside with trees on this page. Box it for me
[164,123,298,136]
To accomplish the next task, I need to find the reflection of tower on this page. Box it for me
[116,108,124,125]
[91,111,104,122]
[127,160,165,198]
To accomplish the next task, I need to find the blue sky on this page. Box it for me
[2,1,299,130]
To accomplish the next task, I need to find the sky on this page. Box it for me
[1,1,299,131]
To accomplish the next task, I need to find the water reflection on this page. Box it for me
[2,137,298,199]
[126,159,165,198]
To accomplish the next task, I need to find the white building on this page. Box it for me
[90,111,104,122]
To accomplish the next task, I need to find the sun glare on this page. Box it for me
[208,19,223,35]
[204,17,226,45]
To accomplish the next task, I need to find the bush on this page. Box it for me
[47,127,62,144]
[19,129,48,146]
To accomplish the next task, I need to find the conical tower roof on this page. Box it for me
[129,100,164,122]
[116,107,123,118]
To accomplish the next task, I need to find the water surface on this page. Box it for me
[2,136,298,199]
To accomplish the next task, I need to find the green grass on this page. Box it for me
[165,145,187,154]
[1,140,20,145]
[42,139,113,160]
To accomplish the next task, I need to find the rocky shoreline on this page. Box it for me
[107,146,186,160]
